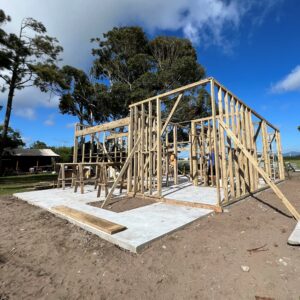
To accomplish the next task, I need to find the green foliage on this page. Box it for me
[0,10,63,174]
[30,140,48,149]
[42,26,209,126]
[50,146,72,163]
[0,15,63,93]
[0,125,24,148]
[91,27,208,122]
[30,139,73,163]
[0,10,11,71]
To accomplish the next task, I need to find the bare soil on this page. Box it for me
[0,174,300,300]
[88,196,156,212]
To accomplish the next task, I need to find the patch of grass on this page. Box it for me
[0,173,57,195]
[0,173,57,185]
[0,186,33,196]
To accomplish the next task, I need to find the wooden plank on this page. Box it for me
[160,198,222,213]
[218,87,228,202]
[241,106,250,192]
[76,117,130,137]
[262,121,271,177]
[225,93,235,199]
[275,130,285,180]
[236,101,245,195]
[129,78,211,107]
[248,109,259,190]
[149,101,153,194]
[141,104,145,193]
[191,121,198,186]
[219,119,300,221]
[161,93,183,134]
[102,135,142,208]
[137,115,141,191]
[81,142,85,163]
[200,121,206,184]
[157,98,162,197]
[210,79,221,206]
[133,106,138,194]
[207,120,214,186]
[52,205,126,234]
[245,108,254,191]
[127,108,133,192]
[173,125,178,185]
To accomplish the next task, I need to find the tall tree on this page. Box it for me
[0,10,11,70]
[0,11,63,173]
[0,125,24,149]
[91,27,208,121]
[30,140,48,149]
[41,65,111,125]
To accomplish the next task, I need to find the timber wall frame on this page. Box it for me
[72,77,299,220]
[73,118,130,171]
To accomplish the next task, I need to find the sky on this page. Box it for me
[0,0,300,152]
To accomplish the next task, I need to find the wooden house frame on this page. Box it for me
[73,77,300,220]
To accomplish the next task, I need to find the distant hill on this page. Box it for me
[283,151,300,157]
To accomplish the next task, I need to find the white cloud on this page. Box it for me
[14,107,36,120]
[22,136,33,146]
[271,65,300,93]
[44,114,55,126]
[0,87,58,120]
[66,122,76,129]
[1,0,283,67]
[0,0,283,118]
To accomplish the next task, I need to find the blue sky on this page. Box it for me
[1,0,300,152]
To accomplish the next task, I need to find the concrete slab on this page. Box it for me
[15,185,126,205]
[161,182,219,205]
[288,222,300,245]
[14,187,212,253]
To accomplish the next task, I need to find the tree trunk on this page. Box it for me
[0,73,17,175]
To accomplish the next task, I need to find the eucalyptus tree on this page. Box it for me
[0,10,63,173]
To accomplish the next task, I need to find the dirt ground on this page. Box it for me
[0,174,300,300]
[89,196,156,212]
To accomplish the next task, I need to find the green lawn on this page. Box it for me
[284,157,300,169]
[0,173,57,196]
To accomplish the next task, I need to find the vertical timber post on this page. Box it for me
[173,124,178,185]
[275,130,285,180]
[191,121,198,186]
[156,98,162,197]
[127,108,133,192]
[210,79,222,207]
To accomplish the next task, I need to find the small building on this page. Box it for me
[3,148,60,173]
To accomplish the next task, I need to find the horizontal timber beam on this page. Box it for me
[129,78,212,107]
[76,118,130,137]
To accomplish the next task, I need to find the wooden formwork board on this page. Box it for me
[52,205,127,234]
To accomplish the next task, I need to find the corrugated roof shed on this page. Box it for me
[8,148,59,157]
